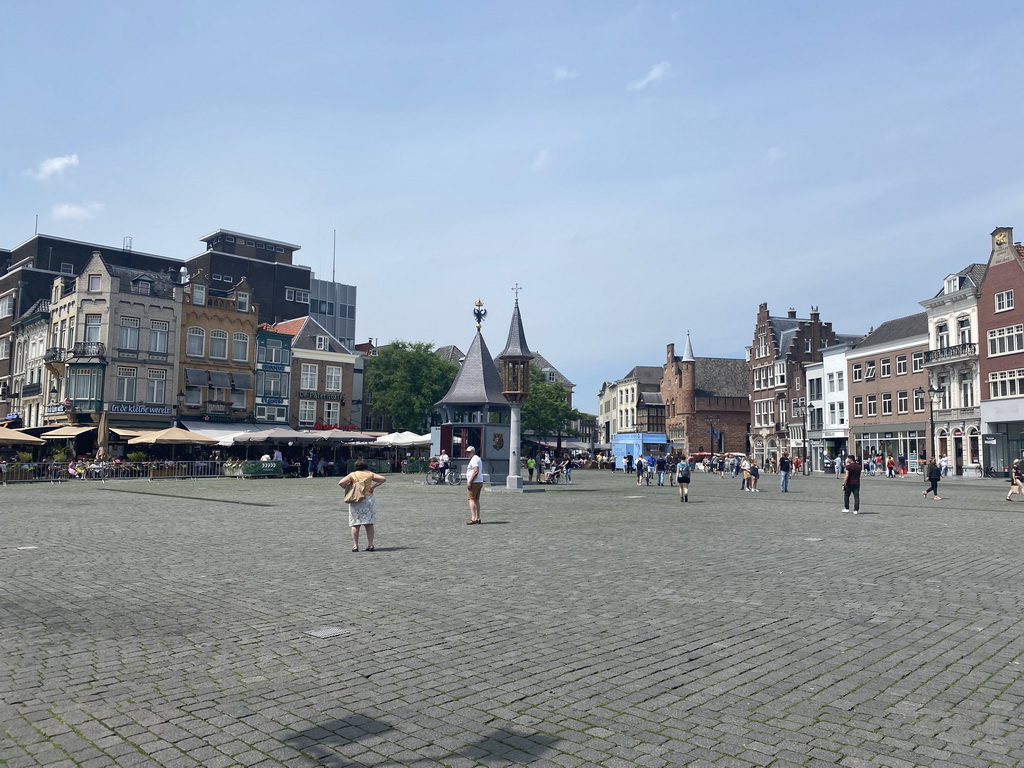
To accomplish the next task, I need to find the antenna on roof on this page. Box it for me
[332,229,336,282]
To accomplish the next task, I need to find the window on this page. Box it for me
[225,236,234,243]
[315,335,328,351]
[808,378,822,401]
[852,363,862,382]
[231,387,245,409]
[988,325,1024,357]
[298,400,316,426]
[912,352,924,373]
[186,327,205,356]
[0,338,9,360]
[881,358,891,377]
[285,288,310,304]
[0,296,13,318]
[209,330,228,359]
[865,361,876,380]
[184,386,201,406]
[837,402,845,425]
[70,368,101,400]
[135,280,152,296]
[60,262,74,274]
[958,317,972,344]
[882,393,892,415]
[989,369,1024,399]
[115,366,137,402]
[119,317,140,351]
[237,292,250,313]
[326,365,342,391]
[836,372,844,391]
[897,391,909,414]
[260,338,288,364]
[867,394,877,417]
[945,275,961,294]
[896,355,907,375]
[260,371,286,397]
[146,370,166,404]
[774,361,786,385]
[961,372,974,408]
[232,333,249,362]
[914,389,925,412]
[827,373,835,393]
[193,284,206,306]
[87,274,102,292]
[828,402,837,426]
[996,290,1014,312]
[853,396,863,417]
[301,363,318,389]
[212,274,222,281]
[936,322,949,349]
[84,314,101,342]
[150,321,168,353]
[323,401,340,427]
[223,275,232,282]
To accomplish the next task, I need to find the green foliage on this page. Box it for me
[521,364,584,439]
[15,451,33,462]
[365,341,459,432]
[126,451,149,463]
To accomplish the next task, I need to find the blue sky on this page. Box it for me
[4,1,1024,412]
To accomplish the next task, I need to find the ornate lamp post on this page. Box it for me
[915,385,945,465]
[499,287,534,491]
[174,390,185,427]
[792,404,808,475]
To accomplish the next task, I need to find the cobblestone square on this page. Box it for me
[3,469,1024,766]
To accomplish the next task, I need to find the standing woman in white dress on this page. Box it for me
[338,460,387,552]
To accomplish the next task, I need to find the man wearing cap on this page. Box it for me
[465,446,483,525]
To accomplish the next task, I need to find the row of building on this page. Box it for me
[0,230,369,447]
[599,227,1024,476]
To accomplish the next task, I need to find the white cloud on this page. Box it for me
[52,201,105,221]
[531,150,550,171]
[553,66,578,81]
[627,61,672,91]
[28,154,79,180]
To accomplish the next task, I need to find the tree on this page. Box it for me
[521,363,584,440]
[365,341,459,432]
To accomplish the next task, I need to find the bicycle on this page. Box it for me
[983,465,1007,478]
[425,466,463,485]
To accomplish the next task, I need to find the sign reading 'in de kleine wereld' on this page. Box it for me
[109,404,172,415]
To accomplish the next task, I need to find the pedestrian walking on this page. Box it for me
[922,458,942,500]
[779,451,791,492]
[677,458,691,502]
[1007,459,1023,501]
[338,459,387,552]
[527,456,536,482]
[749,459,760,492]
[740,456,751,491]
[655,454,667,486]
[842,455,862,514]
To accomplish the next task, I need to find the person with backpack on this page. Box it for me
[677,457,692,502]
[923,458,943,500]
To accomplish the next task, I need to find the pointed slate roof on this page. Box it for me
[681,332,695,362]
[498,299,534,360]
[436,330,507,407]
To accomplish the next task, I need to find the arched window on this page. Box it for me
[232,333,249,362]
[210,330,228,359]
[186,327,205,356]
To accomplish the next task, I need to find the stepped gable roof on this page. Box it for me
[854,312,928,349]
[498,300,534,361]
[436,330,507,407]
[768,315,804,361]
[434,344,465,364]
[694,358,749,398]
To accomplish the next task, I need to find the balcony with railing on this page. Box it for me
[70,342,106,359]
[924,343,977,365]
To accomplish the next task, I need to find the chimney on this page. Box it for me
[810,306,820,323]
[788,308,797,319]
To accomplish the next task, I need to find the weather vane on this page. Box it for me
[474,298,487,329]
[512,283,522,301]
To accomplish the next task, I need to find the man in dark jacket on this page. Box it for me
[842,455,862,514]
[779,452,792,492]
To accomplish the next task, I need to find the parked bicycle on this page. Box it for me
[425,466,462,485]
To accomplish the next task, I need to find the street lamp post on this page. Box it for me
[792,404,808,475]
[915,385,945,465]
[174,390,185,428]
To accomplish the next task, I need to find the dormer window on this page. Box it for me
[237,291,250,313]
[135,280,152,296]
[315,335,328,351]
[193,284,206,306]
[945,275,961,294]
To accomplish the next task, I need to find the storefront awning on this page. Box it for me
[185,368,208,386]
[180,420,265,447]
[231,373,253,390]
[42,425,97,438]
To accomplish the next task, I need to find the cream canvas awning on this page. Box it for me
[180,420,266,446]
[42,425,96,438]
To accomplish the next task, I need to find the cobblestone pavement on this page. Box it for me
[3,469,1024,767]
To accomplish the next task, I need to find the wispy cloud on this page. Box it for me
[627,61,672,91]
[52,201,105,221]
[531,149,550,171]
[553,66,578,82]
[27,154,79,180]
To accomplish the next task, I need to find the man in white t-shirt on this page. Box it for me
[465,445,483,525]
[438,449,450,483]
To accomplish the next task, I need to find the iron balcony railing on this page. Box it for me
[924,343,977,364]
